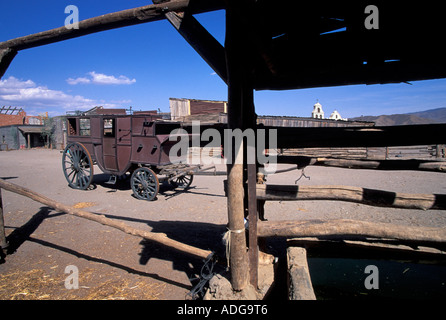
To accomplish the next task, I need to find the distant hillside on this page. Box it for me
[351,107,446,126]
[407,108,446,123]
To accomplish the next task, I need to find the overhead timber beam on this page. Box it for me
[269,123,446,148]
[165,11,227,83]
[0,0,224,51]
[0,48,17,79]
[0,0,225,79]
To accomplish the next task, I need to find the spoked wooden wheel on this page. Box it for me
[62,142,94,190]
[131,167,159,201]
[171,174,193,190]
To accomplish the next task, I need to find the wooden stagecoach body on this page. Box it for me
[66,112,184,175]
[63,110,194,200]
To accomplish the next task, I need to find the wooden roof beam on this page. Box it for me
[165,11,227,83]
[0,48,17,79]
[0,0,224,79]
[0,0,224,51]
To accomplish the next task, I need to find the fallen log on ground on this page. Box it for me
[0,178,212,260]
[256,184,446,210]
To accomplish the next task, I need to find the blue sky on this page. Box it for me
[1,1,446,118]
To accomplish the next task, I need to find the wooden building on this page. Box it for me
[170,97,227,120]
[171,97,373,128]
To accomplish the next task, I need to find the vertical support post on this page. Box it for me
[225,1,256,291]
[0,188,8,253]
[247,163,258,287]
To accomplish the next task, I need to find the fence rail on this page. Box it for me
[0,178,212,260]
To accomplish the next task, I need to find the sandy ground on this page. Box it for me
[0,149,445,299]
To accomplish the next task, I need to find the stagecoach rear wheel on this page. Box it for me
[131,167,159,201]
[62,142,94,190]
[171,174,193,190]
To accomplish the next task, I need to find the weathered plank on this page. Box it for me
[287,246,316,300]
[256,184,446,210]
[271,124,446,148]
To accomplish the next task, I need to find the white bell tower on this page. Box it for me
[312,101,324,119]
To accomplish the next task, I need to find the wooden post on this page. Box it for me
[0,188,8,253]
[247,163,258,288]
[225,1,257,291]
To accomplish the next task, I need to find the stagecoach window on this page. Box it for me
[79,118,91,136]
[67,118,77,136]
[103,118,115,137]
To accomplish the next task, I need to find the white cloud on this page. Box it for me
[0,76,129,115]
[67,71,136,85]
[66,77,90,85]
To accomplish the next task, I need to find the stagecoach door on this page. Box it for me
[102,117,131,172]
[103,118,118,171]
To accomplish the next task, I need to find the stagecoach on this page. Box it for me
[62,109,197,201]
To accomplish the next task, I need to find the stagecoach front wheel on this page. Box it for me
[62,142,94,190]
[131,167,159,201]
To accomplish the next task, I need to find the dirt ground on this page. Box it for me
[0,149,445,300]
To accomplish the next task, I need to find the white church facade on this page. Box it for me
[311,102,347,121]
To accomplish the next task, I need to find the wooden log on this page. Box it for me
[224,0,257,291]
[258,219,446,245]
[270,124,446,148]
[0,48,17,79]
[287,246,316,300]
[224,36,246,290]
[165,11,227,83]
[0,0,224,51]
[287,238,446,259]
[247,163,258,288]
[256,184,446,210]
[0,188,8,252]
[0,179,212,260]
[278,155,446,172]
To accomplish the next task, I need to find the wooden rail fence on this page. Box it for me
[0,178,212,260]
